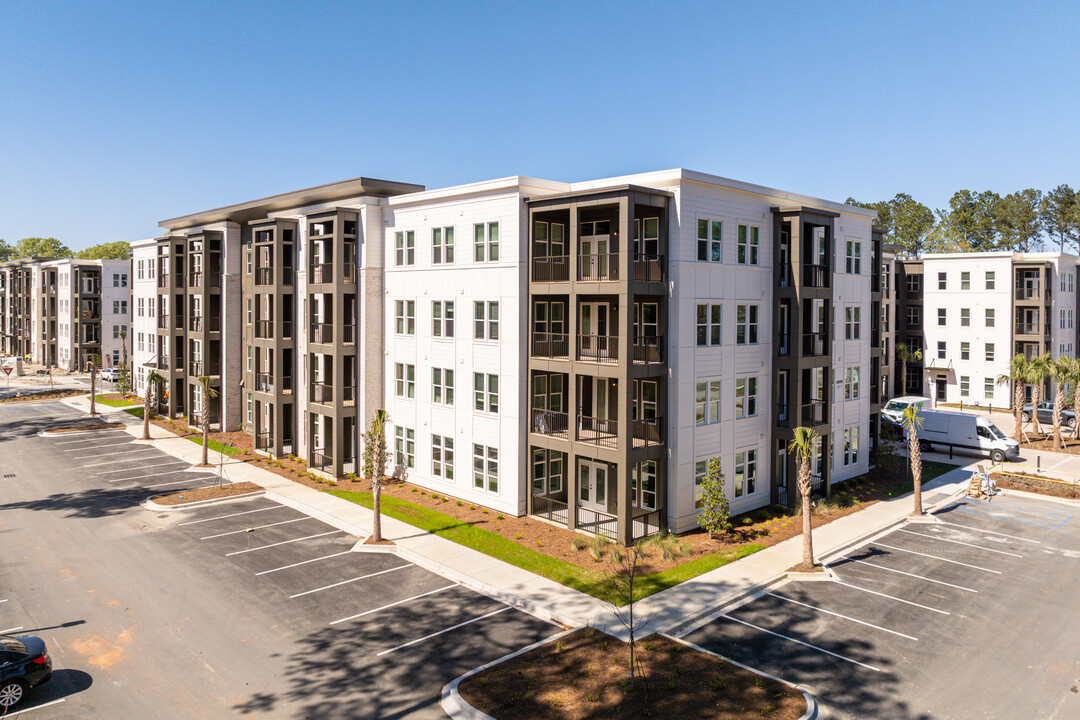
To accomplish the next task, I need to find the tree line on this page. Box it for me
[847,184,1080,258]
[0,237,131,262]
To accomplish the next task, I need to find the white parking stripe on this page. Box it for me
[81,452,163,467]
[873,542,1002,573]
[43,429,124,437]
[765,592,918,640]
[72,447,159,460]
[289,564,412,598]
[722,615,881,672]
[142,477,216,490]
[56,437,128,446]
[832,580,950,615]
[180,506,282,526]
[106,463,191,481]
[330,584,457,625]
[376,606,512,657]
[201,517,309,540]
[932,520,1043,544]
[225,530,342,556]
[255,550,353,576]
[0,626,23,633]
[897,528,1024,558]
[837,556,979,592]
[0,698,67,716]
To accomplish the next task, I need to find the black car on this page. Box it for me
[0,635,52,709]
[1021,401,1077,429]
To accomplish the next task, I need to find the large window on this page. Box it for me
[473,445,499,492]
[432,301,455,337]
[985,343,995,362]
[735,449,757,497]
[697,219,722,262]
[696,303,722,346]
[907,275,921,293]
[395,363,415,399]
[432,227,454,264]
[432,368,454,405]
[938,271,947,290]
[937,341,946,360]
[907,306,921,327]
[694,460,713,509]
[532,448,565,495]
[985,271,995,289]
[474,301,499,340]
[961,342,970,360]
[395,231,415,266]
[735,377,758,418]
[961,308,970,326]
[432,435,454,479]
[986,308,995,327]
[961,376,970,397]
[736,304,759,345]
[395,300,415,335]
[474,222,499,262]
[845,306,861,339]
[961,271,970,290]
[395,427,415,469]
[845,241,861,274]
[474,373,499,413]
[695,380,721,425]
[738,225,760,265]
[843,427,859,466]
[845,367,860,400]
[984,377,994,400]
[937,308,946,326]
[632,461,658,511]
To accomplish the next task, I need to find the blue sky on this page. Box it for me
[1,1,1077,250]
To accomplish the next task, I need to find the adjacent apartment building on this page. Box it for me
[0,257,129,371]
[129,169,884,543]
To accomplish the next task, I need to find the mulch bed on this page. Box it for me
[458,628,805,720]
[46,422,125,433]
[990,471,1080,499]
[0,389,84,403]
[153,481,263,505]
[1017,431,1080,456]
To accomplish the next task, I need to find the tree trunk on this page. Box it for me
[799,456,813,569]
[1073,384,1080,440]
[143,395,151,440]
[1014,382,1024,442]
[900,359,907,396]
[1053,384,1065,451]
[910,424,923,516]
[1032,384,1042,436]
[372,476,382,543]
[202,411,209,466]
[89,366,96,418]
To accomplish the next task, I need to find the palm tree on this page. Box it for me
[997,354,1030,442]
[1049,355,1073,451]
[896,343,923,397]
[1026,352,1053,436]
[368,409,389,543]
[87,354,100,420]
[142,370,164,440]
[197,375,219,466]
[1068,357,1080,441]
[788,427,819,570]
[902,405,925,516]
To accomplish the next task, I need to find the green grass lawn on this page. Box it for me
[185,436,243,456]
[95,394,141,408]
[886,460,959,497]
[123,406,144,418]
[328,490,763,605]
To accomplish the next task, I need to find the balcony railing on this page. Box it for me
[255,431,272,451]
[1015,285,1042,301]
[255,268,273,286]
[310,323,333,344]
[342,325,356,344]
[311,450,333,472]
[577,335,618,363]
[1014,322,1042,336]
[578,416,617,448]
[530,410,568,437]
[157,274,170,289]
[189,316,220,333]
[155,356,171,370]
[632,510,664,541]
[310,263,333,284]
[532,495,568,526]
[632,335,664,364]
[531,332,570,359]
[190,360,205,376]
[158,315,169,329]
[633,254,663,283]
[803,264,829,288]
[632,417,663,447]
[282,267,294,286]
[576,506,617,540]
[189,272,218,288]
[803,332,827,357]
[777,403,790,428]
[281,376,293,393]
[532,256,569,283]
[310,382,333,404]
[578,253,619,282]
[255,320,274,339]
[802,401,827,425]
[281,321,294,340]
[255,373,274,394]
[870,386,881,404]
[342,385,356,405]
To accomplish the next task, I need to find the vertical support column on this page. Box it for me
[566,204,579,531]
[616,196,634,546]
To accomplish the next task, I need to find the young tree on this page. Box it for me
[697,457,730,537]
[846,194,934,258]
[116,328,131,394]
[366,409,389,542]
[1026,353,1053,436]
[896,343,923,395]
[197,376,219,466]
[789,427,819,570]
[1067,357,1080,441]
[605,541,653,694]
[1050,355,1073,451]
[88,357,97,419]
[902,405,925,516]
[1039,184,1079,253]
[142,370,164,440]
[997,354,1030,442]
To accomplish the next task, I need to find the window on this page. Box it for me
[695,380,721,425]
[961,376,970,397]
[937,341,946,360]
[395,300,415,335]
[938,272,947,290]
[961,342,970,360]
[473,444,498,492]
[432,301,455,338]
[845,306,861,339]
[907,274,921,293]
[906,306,921,327]
[738,225,760,265]
[432,435,454,480]
[961,271,970,290]
[697,219,722,262]
[432,227,454,264]
[632,461,658,511]
[246,346,253,372]
[474,222,499,262]
[736,304,758,344]
[986,271,995,289]
[246,299,253,325]
[984,377,994,400]
[112,324,120,340]
[474,373,499,413]
[137,297,144,317]
[394,363,415,399]
[394,231,415,266]
[395,427,415,469]
[137,332,144,353]
[734,450,757,497]
[432,368,454,405]
[843,427,860,466]
[845,367,860,400]
[845,241,861,274]
[937,308,946,326]
[735,377,757,418]
[137,260,144,280]
[960,308,970,327]
[532,449,565,495]
[694,459,713,509]
[473,301,499,340]
[696,303,722,346]
[985,343,995,362]
[986,308,995,327]
[246,393,253,424]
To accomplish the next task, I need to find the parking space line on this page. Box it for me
[874,542,1002,573]
[765,592,918,640]
[722,615,881,672]
[933,520,1042,544]
[201,517,309,540]
[837,556,979,592]
[376,606,512,657]
[106,463,191,481]
[180,506,282,526]
[73,448,159,461]
[0,697,66,716]
[56,437,128,446]
[897,528,1023,558]
[82,452,163,467]
[0,626,23,633]
[329,584,457,625]
[289,564,412,598]
[831,580,950,615]
[255,550,353,575]
[42,429,125,437]
[142,477,214,489]
[225,530,342,556]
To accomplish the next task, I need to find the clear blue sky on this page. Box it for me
[2,0,1077,250]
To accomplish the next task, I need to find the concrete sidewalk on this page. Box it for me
[58,393,980,637]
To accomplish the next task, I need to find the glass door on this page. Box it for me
[578,460,607,511]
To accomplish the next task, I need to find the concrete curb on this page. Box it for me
[441,627,578,720]
[996,487,1080,506]
[143,490,265,512]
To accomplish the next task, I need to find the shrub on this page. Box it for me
[410,488,417,493]
[469,505,475,510]
[514,532,523,540]
[742,516,754,526]
[698,457,730,536]
[753,509,771,523]
[456,500,463,506]
[571,536,588,552]
[588,534,609,561]
[496,514,505,520]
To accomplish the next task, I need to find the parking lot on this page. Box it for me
[678,492,1080,719]
[0,402,563,718]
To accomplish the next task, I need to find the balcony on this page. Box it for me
[632,336,664,364]
[342,325,356,344]
[871,386,881,404]
[282,268,295,286]
[255,321,274,339]
[190,360,217,376]
[189,272,219,288]
[778,264,792,287]
[310,263,333,284]
[310,383,333,404]
[1015,285,1042,301]
[633,254,663,283]
[1014,322,1043,336]
[256,373,274,393]
[281,375,293,393]
[342,385,356,405]
[777,403,790,428]
[156,356,171,370]
[189,316,220,333]
[157,315,169,330]
[255,268,273,286]
[255,431,272,451]
[157,274,170,289]
[311,450,333,472]
[532,256,569,283]
[310,323,333,344]
[632,417,663,447]
[530,410,568,438]
[578,253,619,282]
[578,416,617,448]
[802,332,828,357]
[803,264,828,288]
[577,335,618,363]
[532,495,568,525]
[531,333,570,359]
[576,506,617,540]
[802,401,827,425]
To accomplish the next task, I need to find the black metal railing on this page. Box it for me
[310,383,333,404]
[1015,285,1041,301]
[777,403,790,428]
[1015,322,1040,336]
[532,495,568,526]
[803,264,829,288]
[532,255,570,282]
[281,376,293,393]
[633,254,663,283]
[577,335,618,363]
[632,417,663,446]
[531,332,570,358]
[632,335,663,364]
[802,401,827,425]
[189,316,220,333]
[255,431,272,450]
[255,320,273,339]
[282,267,294,286]
[342,385,356,404]
[342,325,356,344]
[576,506,617,540]
[578,253,619,282]
[311,450,333,471]
[157,274,169,289]
[579,416,617,447]
[778,263,792,287]
[310,323,333,344]
[310,263,333,284]
[157,315,169,329]
[803,332,827,356]
[255,267,274,286]
[531,410,568,436]
[255,373,273,394]
[632,510,664,540]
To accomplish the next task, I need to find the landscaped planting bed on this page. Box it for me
[991,470,1080,499]
[45,422,125,433]
[153,481,263,505]
[94,393,141,407]
[0,388,84,402]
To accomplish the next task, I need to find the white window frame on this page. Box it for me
[473,301,499,341]
[473,222,499,263]
[738,225,760,265]
[696,303,722,347]
[697,218,722,262]
[736,304,759,345]
[395,426,415,469]
[432,434,454,480]
[735,377,758,418]
[473,444,498,493]
[473,373,499,413]
[395,363,415,399]
[695,380,721,425]
[395,300,415,335]
[432,367,454,405]
[432,300,455,338]
[432,227,454,264]
[395,231,415,267]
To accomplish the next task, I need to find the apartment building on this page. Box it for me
[894,252,1080,406]
[129,169,883,543]
[0,257,129,371]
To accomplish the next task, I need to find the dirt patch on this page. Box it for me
[0,388,85,403]
[459,628,805,720]
[1018,432,1080,456]
[153,481,263,505]
[46,422,125,433]
[362,536,395,546]
[991,471,1080,499]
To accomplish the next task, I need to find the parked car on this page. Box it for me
[1021,401,1076,429]
[881,396,933,424]
[99,368,120,383]
[0,634,52,709]
[915,409,1020,464]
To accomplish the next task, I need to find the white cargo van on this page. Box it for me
[881,396,933,424]
[913,409,1019,463]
